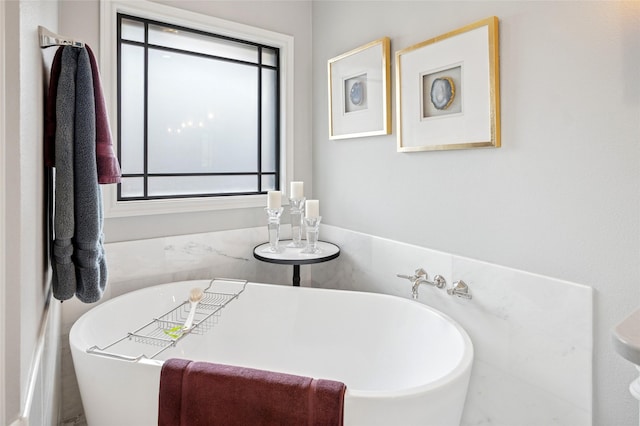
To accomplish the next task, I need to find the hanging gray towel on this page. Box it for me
[52,46,77,301]
[74,47,107,303]
[52,46,107,303]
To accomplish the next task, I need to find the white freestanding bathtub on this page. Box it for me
[70,279,473,425]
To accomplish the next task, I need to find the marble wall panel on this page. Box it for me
[312,225,593,426]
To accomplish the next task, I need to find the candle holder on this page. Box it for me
[264,207,284,253]
[301,216,322,254]
[287,197,306,248]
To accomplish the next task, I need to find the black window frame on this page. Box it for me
[116,13,281,201]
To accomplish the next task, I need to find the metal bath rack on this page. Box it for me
[86,278,247,362]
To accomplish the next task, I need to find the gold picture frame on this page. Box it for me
[328,37,391,140]
[396,17,500,152]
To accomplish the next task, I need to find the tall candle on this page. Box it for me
[267,191,281,209]
[290,181,304,199]
[305,200,319,218]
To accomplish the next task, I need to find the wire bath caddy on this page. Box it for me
[86,278,247,362]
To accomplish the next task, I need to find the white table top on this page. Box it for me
[253,240,340,265]
[613,307,640,366]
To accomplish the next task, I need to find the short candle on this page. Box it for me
[267,191,282,209]
[305,200,319,218]
[290,181,304,199]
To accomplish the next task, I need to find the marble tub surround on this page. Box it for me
[60,225,298,424]
[63,227,297,327]
[311,225,593,426]
[61,224,593,426]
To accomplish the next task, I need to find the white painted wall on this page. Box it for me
[3,1,61,424]
[58,0,314,243]
[0,0,6,422]
[312,2,640,425]
[4,3,21,419]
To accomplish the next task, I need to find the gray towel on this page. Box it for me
[74,48,107,303]
[52,46,78,301]
[52,46,107,303]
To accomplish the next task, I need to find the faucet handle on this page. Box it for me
[447,280,472,299]
[432,274,447,289]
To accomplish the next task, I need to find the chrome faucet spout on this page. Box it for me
[412,279,428,299]
[397,269,446,299]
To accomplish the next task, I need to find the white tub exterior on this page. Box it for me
[70,280,473,425]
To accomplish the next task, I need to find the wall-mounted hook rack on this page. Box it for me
[38,26,84,49]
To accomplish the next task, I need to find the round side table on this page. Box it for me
[253,240,340,286]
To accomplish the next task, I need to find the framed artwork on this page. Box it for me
[328,37,391,140]
[396,16,500,152]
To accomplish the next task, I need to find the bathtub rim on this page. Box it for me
[70,279,474,400]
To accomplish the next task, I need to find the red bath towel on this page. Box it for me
[158,358,346,426]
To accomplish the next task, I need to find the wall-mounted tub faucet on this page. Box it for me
[397,268,446,299]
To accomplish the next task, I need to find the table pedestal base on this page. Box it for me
[293,264,300,287]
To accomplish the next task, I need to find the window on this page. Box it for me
[100,1,294,216]
[118,14,280,200]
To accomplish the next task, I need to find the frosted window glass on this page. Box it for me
[148,176,257,196]
[261,175,276,192]
[120,177,144,198]
[148,24,258,63]
[261,68,277,173]
[120,44,145,174]
[147,49,258,174]
[121,18,144,43]
[262,48,277,67]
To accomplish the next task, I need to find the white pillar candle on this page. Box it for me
[267,191,281,209]
[305,200,319,218]
[290,181,304,199]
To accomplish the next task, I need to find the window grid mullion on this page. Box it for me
[143,22,149,198]
[275,48,281,190]
[119,39,276,71]
[116,14,123,201]
[121,172,278,178]
[257,46,263,193]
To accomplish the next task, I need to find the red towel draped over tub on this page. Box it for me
[158,358,346,426]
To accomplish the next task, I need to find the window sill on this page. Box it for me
[103,186,275,217]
